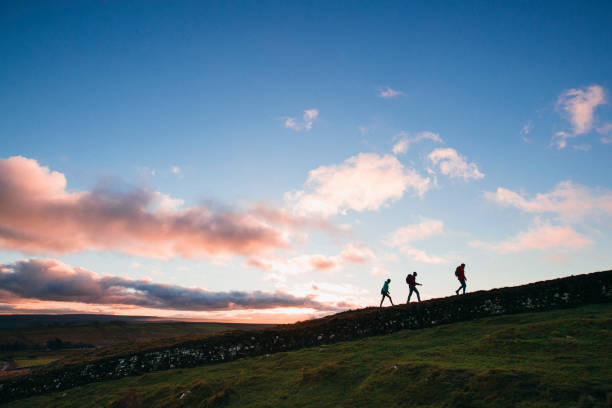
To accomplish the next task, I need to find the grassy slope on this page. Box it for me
[4,303,612,408]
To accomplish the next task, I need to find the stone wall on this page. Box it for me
[1,269,611,402]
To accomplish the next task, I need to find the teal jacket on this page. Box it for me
[381,281,389,294]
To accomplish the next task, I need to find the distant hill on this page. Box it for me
[0,314,159,329]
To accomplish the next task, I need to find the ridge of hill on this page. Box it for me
[1,269,611,402]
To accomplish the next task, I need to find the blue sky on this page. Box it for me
[1,1,611,322]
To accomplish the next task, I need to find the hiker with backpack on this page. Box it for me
[406,271,422,303]
[455,263,467,295]
[380,278,394,307]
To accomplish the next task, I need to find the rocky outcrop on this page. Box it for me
[1,269,611,402]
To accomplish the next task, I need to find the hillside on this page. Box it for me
[1,269,611,405]
[4,303,611,408]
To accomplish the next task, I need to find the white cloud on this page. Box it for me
[554,85,606,148]
[598,123,612,144]
[469,220,590,254]
[428,148,484,181]
[371,266,390,276]
[597,123,612,135]
[385,219,444,247]
[286,153,430,217]
[484,181,612,223]
[572,144,591,151]
[392,131,442,155]
[398,246,449,264]
[552,131,571,149]
[520,122,533,143]
[384,218,449,264]
[378,86,403,98]
[284,109,319,131]
[171,166,181,175]
[152,191,185,212]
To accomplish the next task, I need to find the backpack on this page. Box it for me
[454,266,460,277]
[407,274,415,286]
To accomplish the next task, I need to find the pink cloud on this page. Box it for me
[285,153,430,217]
[558,85,606,135]
[469,221,591,254]
[428,148,484,181]
[554,85,606,148]
[246,243,374,278]
[484,181,612,223]
[0,156,293,258]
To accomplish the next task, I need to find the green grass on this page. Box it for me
[12,357,61,369]
[4,303,612,408]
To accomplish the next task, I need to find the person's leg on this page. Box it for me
[407,287,413,302]
[456,284,461,295]
[415,287,421,302]
[387,294,394,306]
[380,293,385,307]
[461,280,466,294]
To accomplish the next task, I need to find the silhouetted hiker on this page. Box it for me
[380,278,394,307]
[455,263,467,295]
[406,271,422,303]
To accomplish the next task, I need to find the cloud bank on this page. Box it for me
[0,259,336,312]
[0,156,291,258]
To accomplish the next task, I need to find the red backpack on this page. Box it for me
[406,274,415,286]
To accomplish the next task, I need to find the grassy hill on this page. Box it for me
[5,303,611,408]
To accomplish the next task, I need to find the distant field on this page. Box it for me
[5,303,611,408]
[0,320,272,379]
[0,321,270,347]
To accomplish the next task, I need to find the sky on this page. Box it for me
[1,1,611,323]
